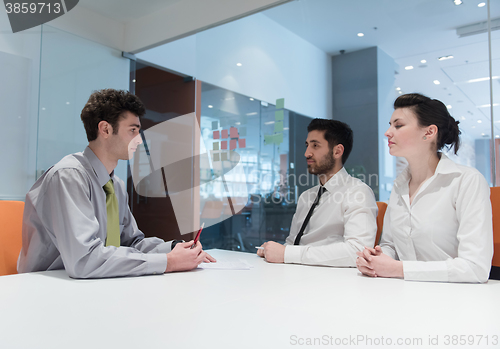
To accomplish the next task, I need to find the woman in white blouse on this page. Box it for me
[356,93,493,283]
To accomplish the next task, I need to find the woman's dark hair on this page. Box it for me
[81,89,146,142]
[394,93,461,154]
[307,118,353,164]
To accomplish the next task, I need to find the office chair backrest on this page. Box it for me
[375,201,388,247]
[0,200,24,276]
[490,187,500,268]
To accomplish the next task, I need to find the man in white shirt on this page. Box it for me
[257,119,377,267]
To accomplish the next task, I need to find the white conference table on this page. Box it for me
[0,249,499,349]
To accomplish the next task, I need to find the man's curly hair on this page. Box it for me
[80,89,146,142]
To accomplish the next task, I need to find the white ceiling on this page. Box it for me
[78,0,182,23]
[263,0,500,59]
[74,0,500,140]
[48,0,291,52]
[263,0,500,140]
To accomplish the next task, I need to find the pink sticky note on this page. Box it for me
[230,127,238,138]
[230,139,237,150]
[238,138,246,148]
[213,131,220,139]
[222,129,229,138]
[221,141,228,150]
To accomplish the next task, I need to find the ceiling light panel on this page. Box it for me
[438,55,454,61]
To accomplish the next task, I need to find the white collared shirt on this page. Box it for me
[380,154,494,283]
[284,168,378,267]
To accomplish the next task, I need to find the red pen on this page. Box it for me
[191,223,205,249]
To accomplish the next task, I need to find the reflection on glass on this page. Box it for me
[37,25,129,182]
[0,25,40,200]
[129,111,249,235]
[200,83,293,250]
[134,0,499,250]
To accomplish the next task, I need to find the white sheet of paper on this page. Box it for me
[198,259,253,270]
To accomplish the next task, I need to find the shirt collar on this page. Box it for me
[394,153,460,189]
[434,153,461,175]
[83,146,113,187]
[322,167,349,192]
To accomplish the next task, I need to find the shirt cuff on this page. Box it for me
[402,260,448,282]
[145,253,168,275]
[284,245,305,264]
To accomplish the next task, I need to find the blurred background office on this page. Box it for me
[1,0,498,251]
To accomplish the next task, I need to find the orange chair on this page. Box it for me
[0,201,24,276]
[490,188,500,275]
[375,201,388,247]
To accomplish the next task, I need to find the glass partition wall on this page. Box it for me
[1,0,498,256]
[37,25,130,182]
[136,0,499,250]
[125,70,315,250]
[198,82,297,250]
[0,21,41,201]
[0,23,130,201]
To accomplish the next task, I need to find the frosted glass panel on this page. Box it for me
[0,18,41,200]
[37,25,130,181]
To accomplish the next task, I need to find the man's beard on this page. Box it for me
[307,149,335,175]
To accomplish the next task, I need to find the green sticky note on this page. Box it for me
[239,127,247,137]
[275,110,284,121]
[276,98,285,109]
[212,121,218,130]
[274,133,283,144]
[213,142,219,151]
[221,152,228,161]
[264,134,273,145]
[213,153,220,162]
[274,121,284,133]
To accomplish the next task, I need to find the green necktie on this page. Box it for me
[103,179,120,247]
